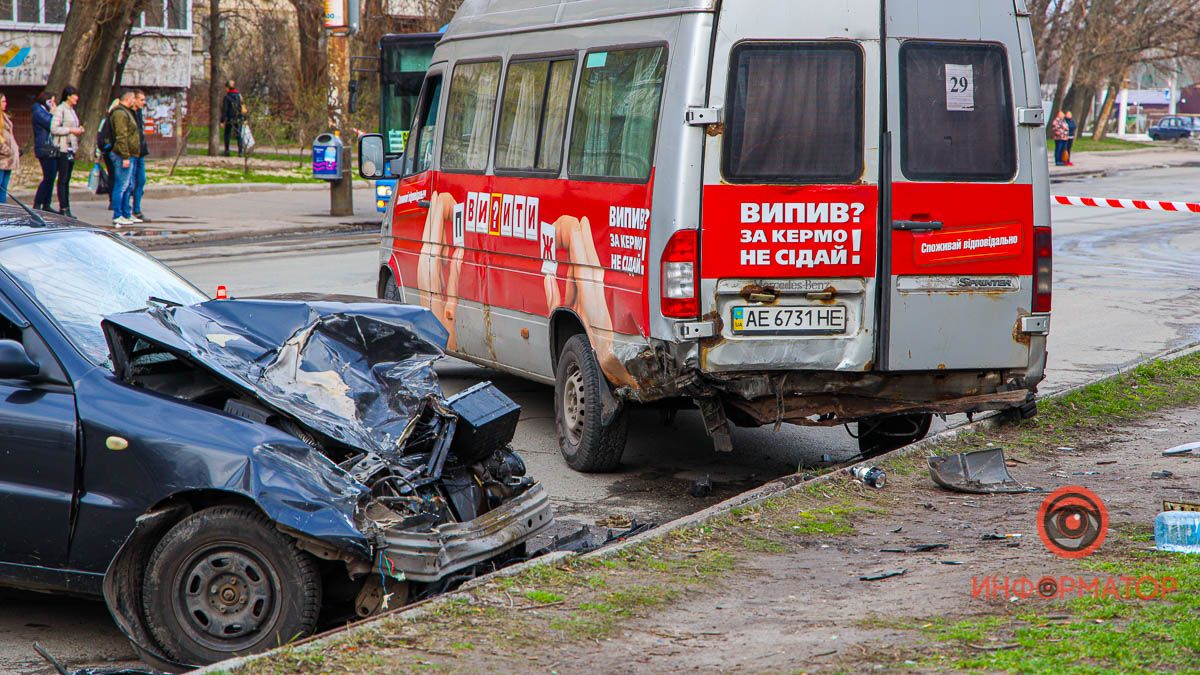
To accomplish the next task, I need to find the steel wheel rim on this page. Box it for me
[562,364,586,446]
[173,543,282,652]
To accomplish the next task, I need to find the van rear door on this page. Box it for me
[699,1,882,374]
[882,2,1036,371]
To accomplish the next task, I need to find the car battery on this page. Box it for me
[446,382,520,463]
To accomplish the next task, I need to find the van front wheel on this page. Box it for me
[857,413,933,458]
[555,335,627,473]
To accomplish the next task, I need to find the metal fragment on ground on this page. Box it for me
[860,569,907,581]
[1163,442,1200,457]
[928,448,1035,494]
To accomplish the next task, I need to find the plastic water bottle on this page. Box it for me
[1155,512,1200,553]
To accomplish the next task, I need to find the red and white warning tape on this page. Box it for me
[1054,195,1200,213]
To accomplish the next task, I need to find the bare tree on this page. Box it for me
[207,0,224,156]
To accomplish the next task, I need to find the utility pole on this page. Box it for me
[325,0,356,216]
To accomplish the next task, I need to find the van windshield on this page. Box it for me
[900,42,1016,182]
[723,42,864,184]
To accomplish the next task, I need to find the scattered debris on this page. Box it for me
[982,533,1023,541]
[34,642,160,675]
[1164,500,1200,512]
[1097,460,1118,466]
[596,514,634,529]
[928,448,1036,494]
[1055,446,1076,452]
[968,643,1020,652]
[880,543,948,554]
[860,568,908,581]
[1151,471,1175,480]
[689,475,713,498]
[1005,458,1029,467]
[940,561,966,565]
[1164,442,1200,457]
[891,526,903,533]
[847,465,887,489]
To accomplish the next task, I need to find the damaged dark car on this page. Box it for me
[0,216,552,670]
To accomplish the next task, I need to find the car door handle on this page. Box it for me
[417,200,431,208]
[893,220,944,232]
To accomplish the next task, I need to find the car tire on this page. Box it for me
[1150,134,1159,141]
[857,413,933,458]
[141,506,322,666]
[382,274,404,302]
[554,334,627,473]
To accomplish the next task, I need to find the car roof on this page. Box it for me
[0,204,98,240]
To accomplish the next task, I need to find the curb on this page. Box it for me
[128,221,380,251]
[192,338,1200,673]
[10,180,375,203]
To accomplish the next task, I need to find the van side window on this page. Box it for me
[406,74,443,176]
[496,57,576,173]
[900,42,1016,182]
[723,43,863,184]
[568,46,667,182]
[442,60,502,172]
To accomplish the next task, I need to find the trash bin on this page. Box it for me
[313,133,344,181]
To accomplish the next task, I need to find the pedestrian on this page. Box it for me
[1052,110,1070,167]
[32,91,58,211]
[132,89,151,223]
[1064,111,1077,167]
[99,98,120,211]
[221,80,246,157]
[50,85,85,218]
[0,94,19,204]
[109,89,141,228]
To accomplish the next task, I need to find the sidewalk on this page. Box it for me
[28,183,382,249]
[1050,146,1199,180]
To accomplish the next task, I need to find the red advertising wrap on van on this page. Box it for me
[387,171,653,385]
[701,184,878,279]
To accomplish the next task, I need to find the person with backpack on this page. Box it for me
[96,98,120,210]
[109,90,141,227]
[31,91,58,212]
[221,80,246,157]
[50,85,84,218]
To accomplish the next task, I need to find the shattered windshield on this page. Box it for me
[0,230,207,366]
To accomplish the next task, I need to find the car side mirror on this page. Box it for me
[0,339,39,379]
[358,134,401,180]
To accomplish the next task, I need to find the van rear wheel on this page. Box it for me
[857,413,933,458]
[555,335,627,473]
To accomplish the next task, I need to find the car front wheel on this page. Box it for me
[141,506,322,666]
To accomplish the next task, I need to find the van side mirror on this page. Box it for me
[358,134,401,180]
[0,339,39,379]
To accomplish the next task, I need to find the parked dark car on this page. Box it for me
[0,211,552,670]
[1149,116,1195,141]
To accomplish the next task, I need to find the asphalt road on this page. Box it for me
[7,166,1200,673]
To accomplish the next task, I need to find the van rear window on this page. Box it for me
[568,46,667,182]
[900,42,1016,182]
[723,42,864,184]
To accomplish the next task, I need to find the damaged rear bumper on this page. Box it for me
[383,482,554,583]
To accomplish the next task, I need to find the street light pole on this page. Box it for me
[326,2,355,217]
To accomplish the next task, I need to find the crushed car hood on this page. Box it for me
[102,294,452,458]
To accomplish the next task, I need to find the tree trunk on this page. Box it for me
[45,2,104,98]
[1092,81,1121,141]
[207,0,223,156]
[73,0,142,160]
[290,0,326,94]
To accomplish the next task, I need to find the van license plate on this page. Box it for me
[732,306,848,335]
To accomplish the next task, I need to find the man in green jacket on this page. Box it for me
[109,89,141,227]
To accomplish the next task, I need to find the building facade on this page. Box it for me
[0,0,194,156]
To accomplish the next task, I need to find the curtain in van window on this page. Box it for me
[900,42,1016,181]
[724,43,863,183]
[442,61,502,171]
[495,59,574,172]
[569,47,667,181]
[497,62,548,170]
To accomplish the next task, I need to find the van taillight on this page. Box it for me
[661,229,699,319]
[1033,226,1052,313]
